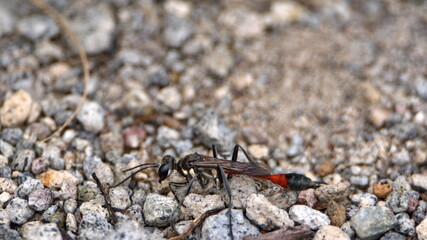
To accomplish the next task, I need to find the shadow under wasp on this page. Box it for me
[116,144,323,240]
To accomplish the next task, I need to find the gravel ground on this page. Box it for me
[0,0,426,239]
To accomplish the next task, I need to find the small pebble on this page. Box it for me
[71,4,115,54]
[0,7,15,36]
[326,201,346,227]
[386,190,419,213]
[123,127,146,149]
[28,188,53,212]
[77,101,105,133]
[183,194,225,218]
[248,144,269,159]
[315,183,348,204]
[289,205,331,230]
[109,187,131,210]
[26,222,62,240]
[78,212,113,239]
[313,225,350,240]
[93,161,115,187]
[317,160,335,177]
[0,209,10,227]
[131,189,147,206]
[351,192,378,207]
[297,188,318,208]
[379,231,406,240]
[63,198,78,214]
[106,220,163,240]
[246,194,294,231]
[350,206,397,239]
[374,180,393,199]
[225,175,257,208]
[0,177,18,194]
[156,126,179,148]
[143,193,180,227]
[204,45,233,78]
[394,212,415,236]
[11,149,35,171]
[0,192,12,208]
[163,15,193,47]
[15,178,43,199]
[241,125,268,144]
[369,107,391,128]
[156,86,182,111]
[416,217,427,240]
[66,213,77,232]
[41,169,64,188]
[411,174,427,191]
[1,128,23,145]
[0,166,11,178]
[0,90,34,127]
[202,209,260,240]
[6,198,35,225]
[0,140,14,159]
[17,15,59,40]
[31,157,50,175]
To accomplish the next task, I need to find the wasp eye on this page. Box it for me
[158,155,175,182]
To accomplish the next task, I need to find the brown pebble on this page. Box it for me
[317,160,335,177]
[326,200,346,227]
[297,188,318,208]
[123,126,146,149]
[373,180,392,199]
[41,170,64,188]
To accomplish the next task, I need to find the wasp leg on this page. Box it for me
[114,163,158,187]
[217,163,234,240]
[231,144,256,164]
[212,144,219,158]
[169,181,190,204]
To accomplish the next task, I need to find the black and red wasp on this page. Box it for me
[116,144,322,240]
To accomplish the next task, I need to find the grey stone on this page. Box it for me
[351,192,378,207]
[15,178,43,198]
[147,66,170,87]
[77,101,105,133]
[79,212,113,240]
[340,221,356,239]
[183,194,225,218]
[63,198,78,214]
[11,149,35,171]
[386,190,419,213]
[0,7,15,36]
[411,174,427,191]
[131,189,147,206]
[126,205,144,224]
[289,205,330,230]
[70,4,115,54]
[163,15,193,47]
[412,200,426,224]
[156,86,182,111]
[246,194,294,231]
[31,157,50,175]
[202,208,260,240]
[0,209,10,226]
[204,46,233,78]
[6,198,34,225]
[156,126,180,148]
[175,220,201,240]
[379,231,406,240]
[350,206,397,240]
[66,213,77,232]
[193,109,234,151]
[394,212,415,236]
[0,166,11,178]
[110,187,131,210]
[287,135,305,157]
[0,225,21,240]
[1,128,23,145]
[415,76,427,100]
[225,175,257,208]
[105,220,163,240]
[0,140,14,158]
[17,15,59,40]
[28,188,53,212]
[26,222,62,240]
[41,205,58,221]
[143,193,180,227]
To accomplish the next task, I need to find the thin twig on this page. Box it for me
[29,0,89,142]
[92,172,118,224]
[168,208,224,240]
